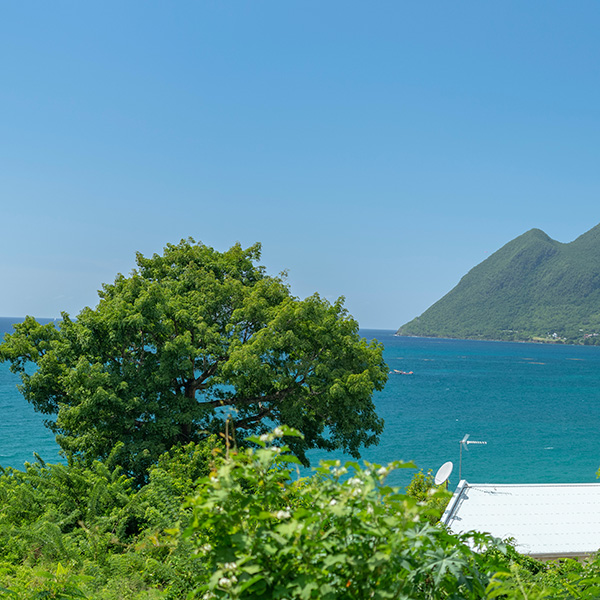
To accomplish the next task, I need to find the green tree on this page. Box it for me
[0,239,387,480]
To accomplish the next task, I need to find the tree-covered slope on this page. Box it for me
[397,224,600,343]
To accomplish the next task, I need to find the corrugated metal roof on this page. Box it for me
[441,480,600,558]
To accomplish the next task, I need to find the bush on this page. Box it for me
[405,469,452,524]
[182,427,504,599]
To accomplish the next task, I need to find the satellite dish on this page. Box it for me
[434,461,453,485]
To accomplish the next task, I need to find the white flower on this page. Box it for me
[366,505,374,514]
[259,434,270,442]
[347,477,362,487]
[376,467,389,477]
[218,577,232,588]
[329,499,337,506]
[200,543,213,553]
[223,562,237,571]
[332,466,348,477]
[276,510,291,519]
[273,427,284,437]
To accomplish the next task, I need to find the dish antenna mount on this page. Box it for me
[459,434,487,480]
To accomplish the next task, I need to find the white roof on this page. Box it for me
[441,480,600,558]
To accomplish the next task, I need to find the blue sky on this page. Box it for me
[1,2,599,328]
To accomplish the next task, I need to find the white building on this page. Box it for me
[441,481,600,560]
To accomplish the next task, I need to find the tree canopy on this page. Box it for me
[0,239,387,479]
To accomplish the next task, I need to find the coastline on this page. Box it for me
[394,333,592,347]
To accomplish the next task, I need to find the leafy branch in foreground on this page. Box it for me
[181,426,504,600]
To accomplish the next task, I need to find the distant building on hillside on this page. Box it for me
[441,481,600,560]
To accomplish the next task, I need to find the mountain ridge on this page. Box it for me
[397,224,600,344]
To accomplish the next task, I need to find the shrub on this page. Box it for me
[182,427,503,599]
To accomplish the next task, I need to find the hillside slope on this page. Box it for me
[397,224,600,344]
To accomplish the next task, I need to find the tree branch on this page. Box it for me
[184,357,224,397]
[234,404,275,429]
[198,385,299,408]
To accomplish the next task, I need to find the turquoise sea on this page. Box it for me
[2,319,600,490]
[0,318,62,469]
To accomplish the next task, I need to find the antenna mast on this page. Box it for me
[459,434,487,480]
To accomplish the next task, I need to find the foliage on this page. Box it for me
[4,430,600,598]
[0,562,92,599]
[0,439,221,599]
[182,427,505,599]
[0,239,388,481]
[405,469,452,524]
[397,224,600,344]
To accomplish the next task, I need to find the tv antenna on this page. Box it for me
[434,461,453,488]
[459,434,487,480]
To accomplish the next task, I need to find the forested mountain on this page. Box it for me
[397,224,600,344]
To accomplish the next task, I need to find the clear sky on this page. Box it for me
[1,2,599,328]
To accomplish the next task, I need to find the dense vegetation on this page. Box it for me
[0,239,387,482]
[398,224,600,344]
[2,430,600,598]
[0,439,217,599]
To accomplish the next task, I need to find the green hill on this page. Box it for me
[397,224,600,344]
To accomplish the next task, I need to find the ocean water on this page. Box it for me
[0,317,62,468]
[2,319,600,490]
[309,329,600,489]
